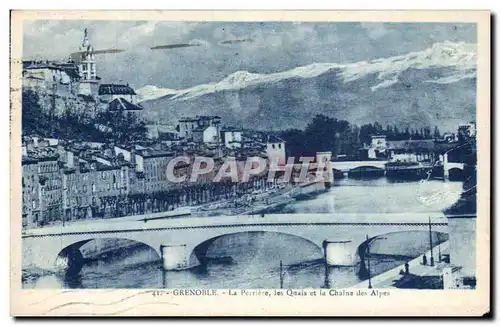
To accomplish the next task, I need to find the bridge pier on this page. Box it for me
[160,244,200,271]
[322,240,359,266]
[443,153,449,181]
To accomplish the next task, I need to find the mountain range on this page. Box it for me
[137,41,476,132]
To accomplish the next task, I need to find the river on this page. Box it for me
[23,178,463,289]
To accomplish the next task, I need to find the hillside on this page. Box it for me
[138,41,476,132]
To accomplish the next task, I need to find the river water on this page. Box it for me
[23,178,463,289]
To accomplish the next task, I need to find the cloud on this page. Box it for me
[119,21,160,45]
[360,22,392,40]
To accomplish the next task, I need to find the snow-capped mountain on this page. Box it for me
[135,85,178,102]
[138,41,476,131]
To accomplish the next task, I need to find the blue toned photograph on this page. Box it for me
[21,21,477,291]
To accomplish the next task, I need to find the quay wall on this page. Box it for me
[353,241,449,288]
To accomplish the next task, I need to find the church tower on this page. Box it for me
[77,28,99,95]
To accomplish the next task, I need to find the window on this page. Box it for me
[107,183,110,191]
[83,185,87,193]
[92,183,96,193]
[32,200,36,209]
[278,143,282,149]
[101,171,106,179]
[272,144,276,149]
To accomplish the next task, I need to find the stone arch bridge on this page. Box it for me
[330,161,388,173]
[22,213,448,272]
[329,160,465,179]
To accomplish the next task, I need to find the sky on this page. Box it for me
[22,21,476,90]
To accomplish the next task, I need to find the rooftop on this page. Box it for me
[99,84,136,96]
[136,148,174,158]
[23,60,81,80]
[96,162,121,171]
[221,127,243,132]
[179,115,221,122]
[387,139,435,151]
[22,156,38,165]
[267,134,285,143]
[108,97,143,111]
[193,125,210,132]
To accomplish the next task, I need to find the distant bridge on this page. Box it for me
[330,161,387,173]
[23,212,448,272]
[329,160,465,179]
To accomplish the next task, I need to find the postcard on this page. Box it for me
[10,10,490,316]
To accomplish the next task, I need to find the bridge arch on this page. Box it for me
[345,230,448,276]
[322,228,448,267]
[54,237,161,275]
[347,166,385,179]
[189,230,323,266]
[357,230,449,260]
[448,167,465,181]
[332,168,345,179]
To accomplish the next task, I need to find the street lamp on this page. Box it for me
[437,233,442,263]
[428,216,435,266]
[365,235,388,289]
[366,234,372,289]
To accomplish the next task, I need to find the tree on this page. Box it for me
[96,111,148,143]
[359,123,376,146]
[404,127,411,140]
[22,90,46,136]
[279,114,362,160]
[433,126,441,139]
[22,89,144,142]
[385,125,393,139]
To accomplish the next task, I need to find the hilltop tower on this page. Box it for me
[77,28,99,96]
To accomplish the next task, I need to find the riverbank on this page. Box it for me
[354,241,449,289]
[192,182,327,217]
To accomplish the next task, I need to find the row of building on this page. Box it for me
[360,122,477,163]
[21,119,287,228]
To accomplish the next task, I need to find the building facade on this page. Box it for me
[221,127,243,149]
[98,84,138,105]
[22,157,40,228]
[265,135,286,166]
[177,116,221,141]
